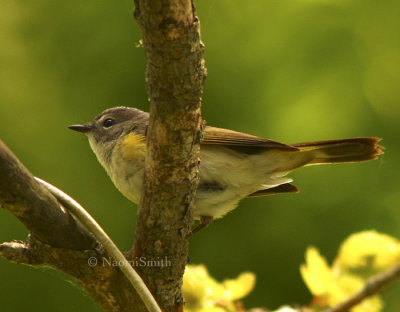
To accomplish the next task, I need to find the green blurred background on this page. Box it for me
[1,0,399,310]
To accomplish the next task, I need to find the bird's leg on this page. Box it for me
[189,216,213,236]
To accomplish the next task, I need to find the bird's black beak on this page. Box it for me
[68,124,93,133]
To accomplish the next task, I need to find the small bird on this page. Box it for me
[69,107,383,233]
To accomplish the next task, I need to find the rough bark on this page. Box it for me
[132,0,205,311]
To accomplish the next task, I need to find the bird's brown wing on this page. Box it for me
[202,126,298,152]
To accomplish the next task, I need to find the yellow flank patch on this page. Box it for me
[121,132,146,160]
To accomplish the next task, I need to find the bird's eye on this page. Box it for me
[103,118,115,128]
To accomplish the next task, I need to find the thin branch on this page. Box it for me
[323,263,400,312]
[36,177,161,312]
[0,240,40,264]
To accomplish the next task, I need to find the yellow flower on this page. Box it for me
[300,247,333,297]
[222,272,256,301]
[182,264,256,312]
[336,230,400,277]
[300,230,398,312]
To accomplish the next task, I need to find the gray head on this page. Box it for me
[69,106,149,168]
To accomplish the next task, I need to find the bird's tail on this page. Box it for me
[292,137,384,166]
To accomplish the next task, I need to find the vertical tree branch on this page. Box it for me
[132,1,206,311]
[1,1,205,311]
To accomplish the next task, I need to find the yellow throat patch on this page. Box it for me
[120,132,147,160]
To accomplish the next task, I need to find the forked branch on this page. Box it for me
[0,139,153,312]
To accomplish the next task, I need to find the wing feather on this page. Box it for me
[202,126,298,151]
